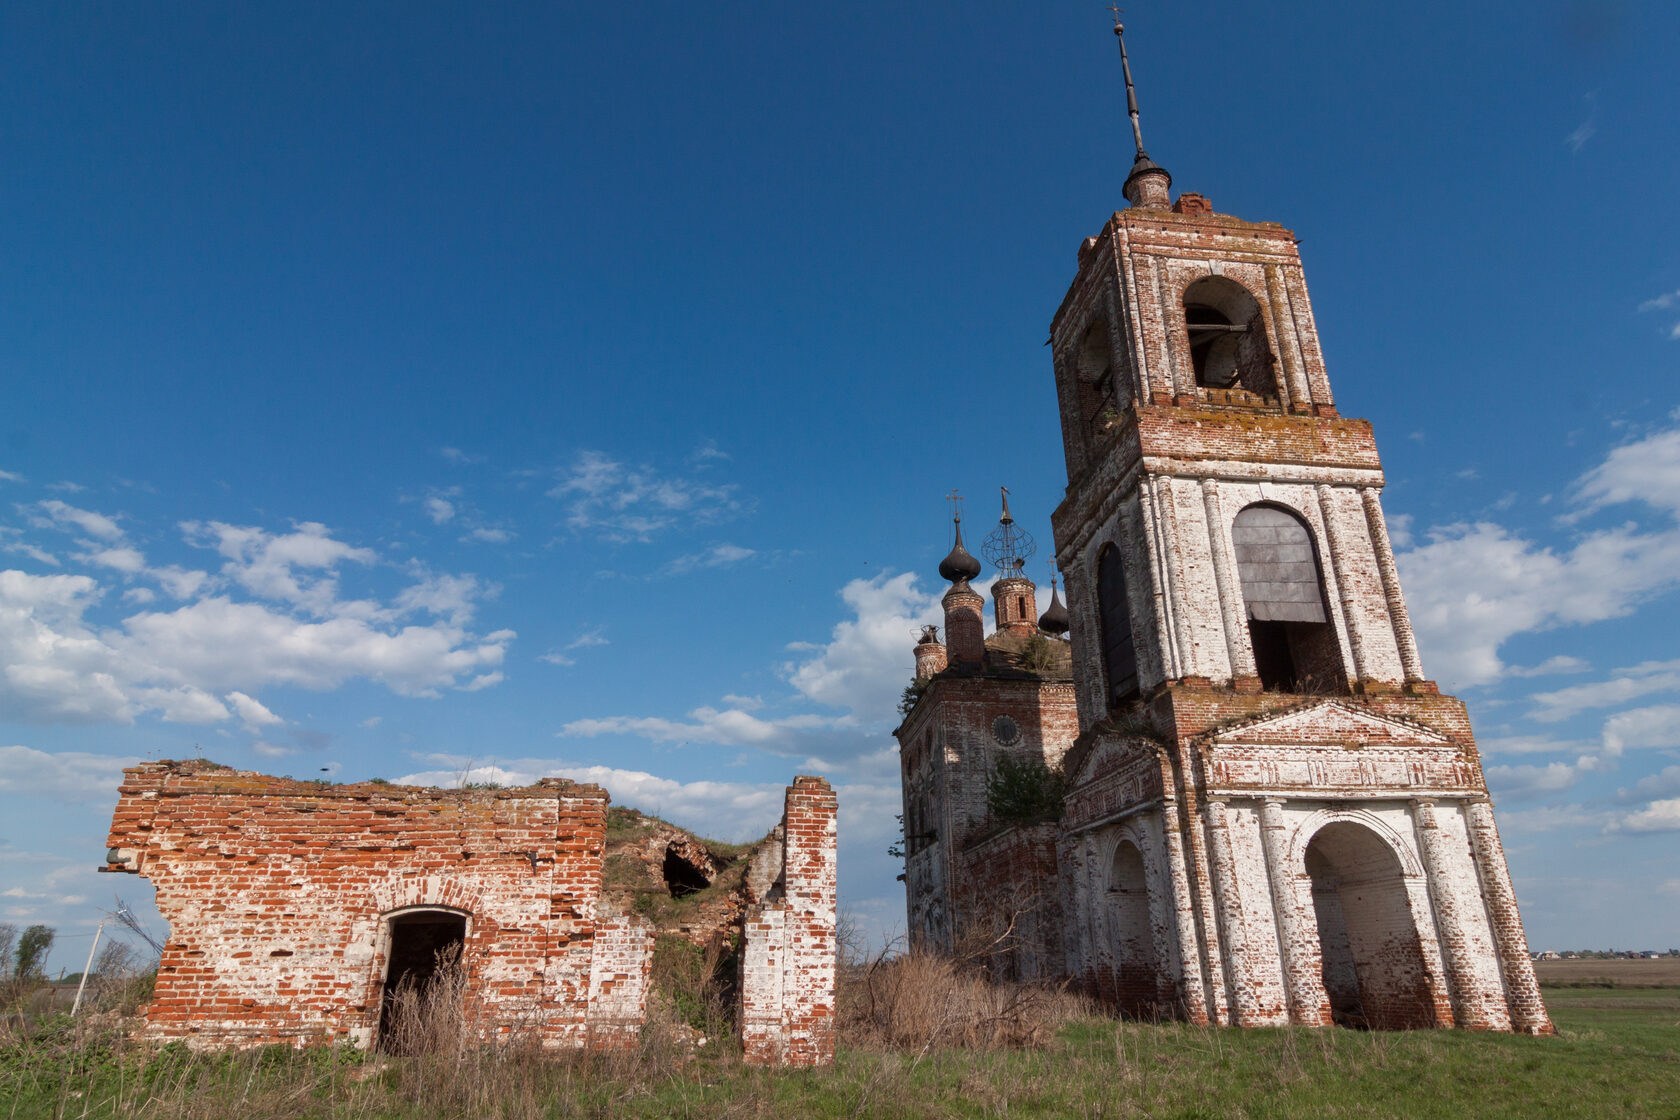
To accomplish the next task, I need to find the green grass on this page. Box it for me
[5,997,1677,1119]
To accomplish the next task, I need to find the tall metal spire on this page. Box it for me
[1109,8,1173,209]
[1111,6,1146,158]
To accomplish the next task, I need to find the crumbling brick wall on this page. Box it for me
[102,761,643,1050]
[739,776,838,1067]
[103,760,843,1059]
[951,822,1064,981]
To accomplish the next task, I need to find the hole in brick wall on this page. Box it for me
[1306,823,1433,1030]
[663,846,711,898]
[269,949,293,957]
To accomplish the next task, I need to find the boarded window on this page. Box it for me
[1231,506,1326,623]
[1098,545,1138,706]
[1230,505,1345,693]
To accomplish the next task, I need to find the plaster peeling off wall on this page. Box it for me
[739,776,839,1068]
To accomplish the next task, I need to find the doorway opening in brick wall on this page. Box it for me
[1305,823,1433,1030]
[1107,839,1159,1017]
[377,908,469,1052]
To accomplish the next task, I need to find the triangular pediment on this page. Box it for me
[1212,701,1451,748]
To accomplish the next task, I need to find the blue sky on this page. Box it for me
[3,1,1677,972]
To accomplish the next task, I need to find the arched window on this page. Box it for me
[1098,545,1138,706]
[1074,319,1128,440]
[1230,505,1347,693]
[1182,276,1276,397]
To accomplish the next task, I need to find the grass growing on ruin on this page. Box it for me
[5,983,1677,1119]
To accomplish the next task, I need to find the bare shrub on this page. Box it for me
[380,943,469,1058]
[840,950,1092,1052]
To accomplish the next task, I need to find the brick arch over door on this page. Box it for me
[1286,810,1444,1030]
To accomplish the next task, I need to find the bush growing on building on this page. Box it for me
[984,755,1065,825]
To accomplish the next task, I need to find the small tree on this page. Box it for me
[984,755,1065,826]
[898,678,929,717]
[13,924,54,982]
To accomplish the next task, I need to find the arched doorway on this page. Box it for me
[377,908,468,1052]
[1304,823,1433,1029]
[1108,839,1158,1016]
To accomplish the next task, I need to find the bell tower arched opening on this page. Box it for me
[1231,505,1347,693]
[1182,276,1276,398]
[1305,823,1433,1030]
[1108,839,1158,1016]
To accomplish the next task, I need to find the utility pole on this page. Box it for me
[70,920,104,1017]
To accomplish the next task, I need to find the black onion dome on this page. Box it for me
[938,520,982,584]
[1039,583,1070,636]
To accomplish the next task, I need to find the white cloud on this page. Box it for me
[359,716,383,729]
[566,628,609,650]
[1504,655,1591,678]
[660,542,756,576]
[547,450,747,542]
[251,741,292,759]
[1399,521,1680,689]
[424,497,456,524]
[1486,760,1592,800]
[538,651,575,666]
[84,546,146,574]
[721,694,764,710]
[392,571,492,628]
[226,690,283,728]
[465,527,514,544]
[559,705,856,754]
[35,500,125,541]
[1638,289,1680,312]
[1,560,514,724]
[1528,662,1680,723]
[0,745,138,802]
[181,520,376,615]
[459,671,503,691]
[782,571,942,725]
[148,565,211,600]
[0,470,25,483]
[122,587,156,604]
[1398,422,1680,689]
[1573,426,1680,517]
[1621,764,1680,803]
[1600,703,1680,755]
[1477,734,1592,757]
[1608,799,1680,833]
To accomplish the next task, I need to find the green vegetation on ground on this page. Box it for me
[4,990,1676,1119]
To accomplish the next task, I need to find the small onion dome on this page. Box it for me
[938,519,982,584]
[1039,583,1070,636]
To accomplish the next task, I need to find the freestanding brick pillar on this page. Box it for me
[739,776,838,1067]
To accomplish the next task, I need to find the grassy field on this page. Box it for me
[4,971,1677,1119]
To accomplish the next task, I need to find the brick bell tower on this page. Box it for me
[1045,20,1551,1033]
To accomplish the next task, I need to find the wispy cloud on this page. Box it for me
[547,451,748,542]
[1638,288,1680,339]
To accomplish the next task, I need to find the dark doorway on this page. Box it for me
[378,910,466,1051]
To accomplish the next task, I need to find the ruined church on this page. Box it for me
[895,23,1551,1034]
